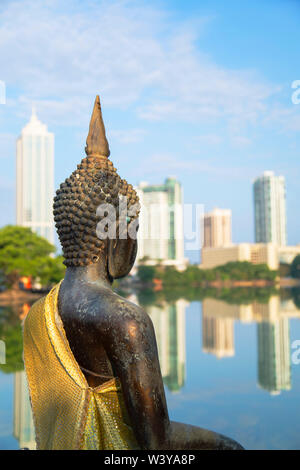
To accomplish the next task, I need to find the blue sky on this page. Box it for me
[0,0,299,261]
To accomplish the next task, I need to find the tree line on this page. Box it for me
[0,225,65,289]
[137,261,279,286]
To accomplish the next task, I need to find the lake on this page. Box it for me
[1,287,300,450]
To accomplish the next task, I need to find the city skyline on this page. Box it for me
[13,106,296,266]
[12,106,299,265]
[0,0,299,255]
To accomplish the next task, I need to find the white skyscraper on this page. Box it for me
[136,177,185,268]
[253,171,287,246]
[16,108,54,244]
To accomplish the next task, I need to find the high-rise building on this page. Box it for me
[16,108,54,244]
[203,208,232,248]
[136,177,185,268]
[201,243,279,270]
[253,171,287,246]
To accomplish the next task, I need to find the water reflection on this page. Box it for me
[13,371,36,449]
[201,295,300,395]
[257,320,291,394]
[0,302,36,449]
[1,289,300,449]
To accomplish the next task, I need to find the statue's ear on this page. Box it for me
[107,237,137,279]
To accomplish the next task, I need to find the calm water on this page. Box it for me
[1,288,300,450]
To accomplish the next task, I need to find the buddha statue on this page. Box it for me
[23,96,243,450]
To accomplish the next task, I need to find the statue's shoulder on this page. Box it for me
[100,290,152,333]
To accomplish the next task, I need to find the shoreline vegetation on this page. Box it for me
[1,261,300,303]
[136,261,300,288]
[0,224,299,305]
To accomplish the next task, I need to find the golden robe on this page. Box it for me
[23,282,139,450]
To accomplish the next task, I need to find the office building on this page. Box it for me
[16,108,54,244]
[203,208,232,248]
[253,171,287,246]
[201,243,279,270]
[136,178,186,269]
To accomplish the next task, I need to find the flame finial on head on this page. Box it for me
[85,95,110,158]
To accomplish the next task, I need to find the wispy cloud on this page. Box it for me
[230,136,252,148]
[263,106,300,132]
[135,153,253,179]
[0,0,286,133]
[109,128,147,144]
[192,134,223,146]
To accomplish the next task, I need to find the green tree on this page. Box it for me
[291,255,300,279]
[137,265,156,283]
[0,225,65,287]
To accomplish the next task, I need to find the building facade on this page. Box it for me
[16,108,54,244]
[201,243,279,270]
[253,171,287,246]
[203,208,232,248]
[136,178,186,269]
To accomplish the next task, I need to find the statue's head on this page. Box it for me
[53,96,140,279]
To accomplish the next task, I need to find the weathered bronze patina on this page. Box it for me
[54,96,244,450]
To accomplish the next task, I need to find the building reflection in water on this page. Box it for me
[13,370,36,449]
[202,296,300,395]
[257,319,291,394]
[202,315,234,358]
[9,293,300,450]
[12,304,36,449]
[256,297,291,394]
[143,299,188,393]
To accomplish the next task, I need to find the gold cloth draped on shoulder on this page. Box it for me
[23,282,139,450]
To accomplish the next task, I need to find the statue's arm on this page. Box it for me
[102,305,171,450]
[101,300,244,450]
